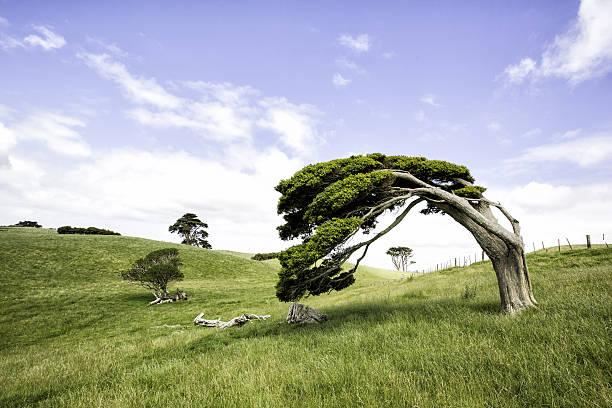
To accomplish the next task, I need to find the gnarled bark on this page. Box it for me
[193,312,271,328]
[286,303,328,323]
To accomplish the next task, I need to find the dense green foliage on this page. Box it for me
[57,226,120,235]
[11,220,42,228]
[275,153,486,301]
[386,246,415,272]
[121,248,183,297]
[276,218,361,301]
[169,213,211,249]
[1,228,610,407]
[251,252,281,261]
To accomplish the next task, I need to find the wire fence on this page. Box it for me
[417,233,610,274]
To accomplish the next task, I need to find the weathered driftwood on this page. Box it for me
[286,303,328,324]
[193,312,271,328]
[149,290,188,306]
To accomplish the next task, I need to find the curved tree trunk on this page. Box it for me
[434,200,537,314]
[490,247,536,313]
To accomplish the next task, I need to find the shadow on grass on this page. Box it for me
[180,296,504,356]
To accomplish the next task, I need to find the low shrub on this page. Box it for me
[251,252,280,261]
[12,221,42,228]
[57,226,121,235]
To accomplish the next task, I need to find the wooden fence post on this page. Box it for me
[586,234,591,249]
[542,241,547,252]
[558,238,561,252]
[566,238,573,250]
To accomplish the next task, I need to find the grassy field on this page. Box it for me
[1,227,610,407]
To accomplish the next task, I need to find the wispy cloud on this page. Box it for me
[501,0,612,84]
[86,36,128,58]
[24,26,66,50]
[522,128,542,138]
[420,94,441,107]
[79,53,321,153]
[338,33,371,53]
[506,134,612,167]
[78,53,181,109]
[332,73,351,87]
[7,112,91,157]
[335,57,365,75]
[1,25,65,51]
[381,51,396,59]
[0,16,9,27]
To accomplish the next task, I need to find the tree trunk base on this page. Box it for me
[149,290,188,306]
[193,312,271,328]
[286,303,328,324]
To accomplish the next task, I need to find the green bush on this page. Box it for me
[57,226,120,235]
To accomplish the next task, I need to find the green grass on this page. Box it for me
[1,227,611,407]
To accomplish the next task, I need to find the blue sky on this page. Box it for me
[1,0,611,270]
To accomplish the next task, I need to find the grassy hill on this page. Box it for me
[0,227,610,407]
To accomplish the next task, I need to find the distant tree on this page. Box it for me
[13,220,42,228]
[252,252,281,261]
[169,213,211,249]
[121,248,187,305]
[386,246,415,272]
[57,226,120,235]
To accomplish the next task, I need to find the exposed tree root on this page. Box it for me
[286,303,328,324]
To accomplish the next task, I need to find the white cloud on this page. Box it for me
[487,121,502,132]
[506,134,612,167]
[80,54,321,152]
[0,16,10,27]
[258,97,320,153]
[86,36,128,58]
[522,128,542,138]
[9,112,91,157]
[556,128,582,140]
[23,25,66,50]
[335,57,365,74]
[502,0,612,84]
[78,53,181,109]
[503,58,537,84]
[338,33,371,53]
[332,73,351,87]
[381,51,396,59]
[0,34,23,50]
[420,94,441,107]
[0,147,304,253]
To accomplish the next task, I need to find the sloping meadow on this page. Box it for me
[0,228,610,407]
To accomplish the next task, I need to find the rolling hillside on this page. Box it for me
[1,227,610,407]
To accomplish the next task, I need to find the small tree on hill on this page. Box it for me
[121,248,187,305]
[386,246,414,272]
[169,213,211,248]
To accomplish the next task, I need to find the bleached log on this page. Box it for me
[193,312,271,328]
[149,290,188,306]
[286,303,328,324]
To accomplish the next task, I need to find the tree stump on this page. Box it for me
[286,303,328,324]
[149,290,188,305]
[193,312,271,328]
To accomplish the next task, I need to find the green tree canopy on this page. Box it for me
[386,246,414,272]
[169,213,211,249]
[274,153,536,314]
[121,248,183,300]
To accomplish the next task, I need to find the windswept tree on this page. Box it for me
[386,246,414,272]
[121,248,186,305]
[274,154,536,314]
[169,213,211,249]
